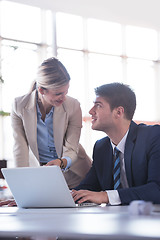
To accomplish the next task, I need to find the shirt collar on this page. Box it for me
[111,130,129,154]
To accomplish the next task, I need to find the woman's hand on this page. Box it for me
[0,199,17,207]
[45,158,67,169]
[45,159,61,167]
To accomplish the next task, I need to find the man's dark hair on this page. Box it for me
[95,82,136,120]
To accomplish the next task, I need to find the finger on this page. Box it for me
[71,189,76,193]
[77,196,90,204]
[71,190,78,198]
[73,191,88,202]
[72,192,83,202]
[8,201,17,207]
[45,162,54,166]
[0,199,13,206]
[45,162,51,166]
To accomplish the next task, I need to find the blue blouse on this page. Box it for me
[36,98,71,169]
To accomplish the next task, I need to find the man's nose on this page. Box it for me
[89,106,94,115]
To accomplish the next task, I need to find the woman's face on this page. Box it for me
[41,83,69,107]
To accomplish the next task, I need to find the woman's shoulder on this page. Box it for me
[12,90,36,112]
[62,96,81,115]
[14,92,31,102]
[64,96,80,107]
[65,95,79,103]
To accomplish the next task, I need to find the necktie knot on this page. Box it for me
[114,147,120,159]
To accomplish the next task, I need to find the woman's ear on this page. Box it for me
[38,87,45,95]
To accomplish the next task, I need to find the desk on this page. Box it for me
[0,205,160,240]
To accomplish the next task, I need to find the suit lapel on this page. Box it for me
[96,138,113,190]
[53,104,67,157]
[124,121,137,187]
[23,90,39,160]
[103,142,114,189]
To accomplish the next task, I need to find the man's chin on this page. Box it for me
[91,124,98,130]
[91,124,103,132]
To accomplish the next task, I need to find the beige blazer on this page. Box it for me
[11,90,91,188]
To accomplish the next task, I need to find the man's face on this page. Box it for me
[89,96,115,133]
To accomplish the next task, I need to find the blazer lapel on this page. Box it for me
[23,90,39,160]
[53,104,67,157]
[124,121,137,187]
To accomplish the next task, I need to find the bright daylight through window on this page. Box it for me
[0,1,160,163]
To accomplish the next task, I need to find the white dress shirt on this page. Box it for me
[107,131,129,205]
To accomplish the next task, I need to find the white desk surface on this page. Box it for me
[0,205,160,239]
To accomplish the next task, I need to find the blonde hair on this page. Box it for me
[30,57,70,92]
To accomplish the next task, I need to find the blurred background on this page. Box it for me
[0,0,160,166]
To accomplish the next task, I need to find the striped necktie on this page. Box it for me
[113,147,121,190]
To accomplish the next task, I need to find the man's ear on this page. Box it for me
[115,106,124,118]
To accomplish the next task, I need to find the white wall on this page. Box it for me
[7,0,160,30]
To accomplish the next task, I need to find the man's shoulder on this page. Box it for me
[136,122,160,134]
[93,137,112,162]
[130,121,160,133]
[94,136,110,148]
[129,121,160,143]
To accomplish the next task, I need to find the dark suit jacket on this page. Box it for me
[76,121,160,205]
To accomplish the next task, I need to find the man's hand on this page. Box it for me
[71,189,109,205]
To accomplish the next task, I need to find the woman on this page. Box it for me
[11,57,91,188]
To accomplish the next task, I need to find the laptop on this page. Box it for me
[2,166,90,208]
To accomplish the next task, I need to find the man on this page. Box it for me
[72,82,160,205]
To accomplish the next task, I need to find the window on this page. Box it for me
[57,49,86,114]
[88,54,123,111]
[87,19,122,55]
[126,26,158,60]
[127,59,156,121]
[56,13,160,155]
[1,40,38,112]
[56,12,83,50]
[0,1,160,161]
[0,1,41,43]
[0,1,53,163]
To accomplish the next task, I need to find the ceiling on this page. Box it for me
[7,0,160,30]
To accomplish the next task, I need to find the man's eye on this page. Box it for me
[95,104,101,108]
